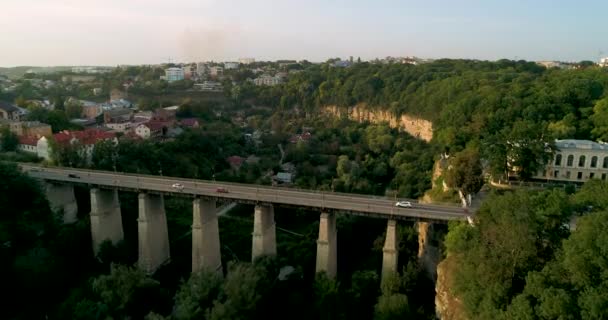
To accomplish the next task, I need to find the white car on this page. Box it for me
[172,183,184,191]
[395,201,413,208]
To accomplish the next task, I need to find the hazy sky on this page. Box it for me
[1,0,607,66]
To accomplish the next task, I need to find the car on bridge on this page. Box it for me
[395,201,412,208]
[172,183,184,191]
[68,174,80,179]
[216,187,229,193]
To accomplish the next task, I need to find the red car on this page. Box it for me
[216,187,229,193]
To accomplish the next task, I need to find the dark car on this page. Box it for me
[216,187,229,193]
[68,174,80,179]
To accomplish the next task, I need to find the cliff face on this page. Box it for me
[324,104,433,142]
[435,256,467,320]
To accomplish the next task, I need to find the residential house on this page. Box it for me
[9,121,52,137]
[134,122,167,139]
[534,139,608,182]
[224,62,239,70]
[36,129,116,162]
[238,58,255,65]
[193,81,223,92]
[18,135,39,154]
[253,74,284,86]
[273,172,293,184]
[163,67,185,82]
[210,66,223,77]
[83,104,103,119]
[227,156,244,170]
[180,118,200,128]
[0,101,23,121]
[104,108,133,124]
[289,132,312,143]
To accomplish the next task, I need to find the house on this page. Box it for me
[224,62,239,70]
[163,67,185,82]
[193,81,223,92]
[9,121,52,137]
[274,172,293,184]
[83,104,103,119]
[210,66,223,77]
[18,135,39,154]
[37,129,116,162]
[534,139,608,182]
[253,74,284,86]
[0,101,22,121]
[134,122,167,139]
[226,156,244,170]
[104,108,133,124]
[180,118,200,128]
[289,132,312,143]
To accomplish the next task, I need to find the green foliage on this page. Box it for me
[0,126,19,151]
[173,270,223,320]
[445,149,484,203]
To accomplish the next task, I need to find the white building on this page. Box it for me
[164,67,185,82]
[209,66,223,77]
[534,139,608,182]
[193,81,224,92]
[224,62,239,70]
[600,57,608,67]
[238,58,255,65]
[253,74,284,86]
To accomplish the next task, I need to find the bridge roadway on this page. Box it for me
[19,163,470,222]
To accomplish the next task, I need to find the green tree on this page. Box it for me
[444,149,484,206]
[173,270,223,320]
[591,97,608,141]
[0,126,19,151]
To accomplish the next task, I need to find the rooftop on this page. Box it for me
[556,139,608,151]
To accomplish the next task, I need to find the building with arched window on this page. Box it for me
[535,139,608,182]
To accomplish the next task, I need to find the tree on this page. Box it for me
[173,270,223,320]
[89,264,162,319]
[0,126,19,151]
[444,149,484,207]
[65,100,84,119]
[591,97,608,141]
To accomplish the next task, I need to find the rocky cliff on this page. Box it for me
[435,255,467,320]
[323,104,433,142]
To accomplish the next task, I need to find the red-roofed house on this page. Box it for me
[289,131,312,143]
[226,156,244,170]
[37,129,117,162]
[18,135,39,154]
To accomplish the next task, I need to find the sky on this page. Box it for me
[1,0,607,67]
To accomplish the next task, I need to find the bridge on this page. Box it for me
[20,163,471,280]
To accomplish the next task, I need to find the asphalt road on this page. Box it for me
[19,163,471,222]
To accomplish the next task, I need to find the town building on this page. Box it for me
[8,121,52,137]
[253,74,284,86]
[209,66,223,77]
[193,81,223,92]
[134,122,166,139]
[0,101,26,121]
[83,105,103,119]
[71,66,113,74]
[600,57,608,67]
[180,118,200,128]
[238,58,255,65]
[25,129,116,162]
[164,67,185,82]
[61,75,96,83]
[196,62,207,76]
[534,139,608,182]
[18,135,39,154]
[224,62,239,70]
[104,108,133,124]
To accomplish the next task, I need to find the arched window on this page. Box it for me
[604,157,608,169]
[554,154,562,166]
[579,155,586,167]
[591,156,598,168]
[567,155,574,167]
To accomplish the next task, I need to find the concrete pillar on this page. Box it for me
[192,198,222,274]
[316,212,337,278]
[138,193,170,274]
[418,221,440,282]
[90,188,124,255]
[251,204,276,261]
[45,182,78,223]
[382,219,399,282]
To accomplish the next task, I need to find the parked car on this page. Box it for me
[68,174,80,179]
[395,201,412,208]
[172,183,184,191]
[216,187,229,193]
